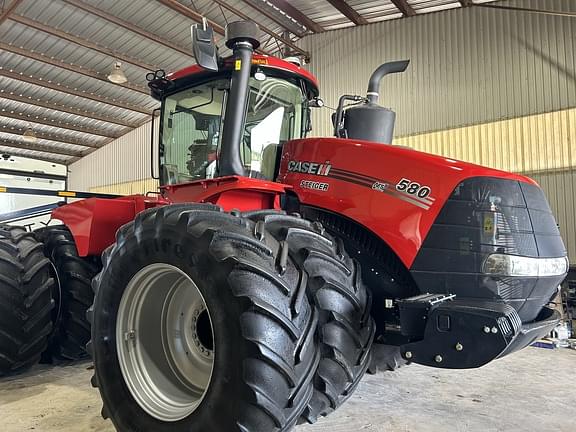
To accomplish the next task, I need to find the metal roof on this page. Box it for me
[0,0,506,164]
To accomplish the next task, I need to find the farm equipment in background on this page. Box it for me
[1,20,568,432]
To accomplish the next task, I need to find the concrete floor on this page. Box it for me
[0,347,574,432]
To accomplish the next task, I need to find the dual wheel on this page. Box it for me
[0,224,101,376]
[89,204,375,431]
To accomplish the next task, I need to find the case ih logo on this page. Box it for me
[287,160,332,176]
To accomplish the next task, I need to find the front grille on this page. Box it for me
[411,177,567,323]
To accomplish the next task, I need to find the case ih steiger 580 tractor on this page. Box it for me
[0,20,568,431]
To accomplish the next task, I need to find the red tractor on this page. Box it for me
[3,21,568,431]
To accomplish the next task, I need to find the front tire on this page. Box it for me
[89,204,320,431]
[245,211,375,424]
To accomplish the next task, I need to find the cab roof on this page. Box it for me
[168,54,319,90]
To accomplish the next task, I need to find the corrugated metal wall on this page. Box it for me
[300,0,576,138]
[68,117,158,192]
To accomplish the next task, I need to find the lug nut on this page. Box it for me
[435,355,443,363]
[483,326,491,333]
[455,343,463,351]
[405,351,413,359]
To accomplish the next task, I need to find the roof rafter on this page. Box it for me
[10,14,158,71]
[0,125,104,148]
[0,0,23,25]
[239,0,306,37]
[0,42,148,95]
[0,91,140,128]
[326,0,369,25]
[390,0,416,17]
[61,0,194,58]
[0,138,85,157]
[0,69,152,115]
[0,146,71,165]
[0,110,124,138]
[267,0,324,33]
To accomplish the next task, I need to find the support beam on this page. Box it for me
[0,69,152,115]
[239,0,306,37]
[0,42,148,95]
[0,139,85,157]
[0,110,124,138]
[0,0,23,25]
[0,91,140,128]
[10,14,157,71]
[326,0,369,25]
[61,0,194,58]
[0,147,70,165]
[0,125,104,148]
[268,0,324,33]
[389,0,416,17]
[209,0,310,58]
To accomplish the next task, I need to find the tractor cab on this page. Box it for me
[149,27,319,188]
[157,61,317,185]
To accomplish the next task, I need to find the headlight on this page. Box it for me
[483,254,568,277]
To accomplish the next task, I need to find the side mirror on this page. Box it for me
[191,18,219,72]
[309,97,324,108]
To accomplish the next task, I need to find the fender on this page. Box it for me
[161,176,288,211]
[52,177,287,257]
[51,195,166,257]
[279,137,536,268]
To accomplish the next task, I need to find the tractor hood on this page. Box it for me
[278,137,559,269]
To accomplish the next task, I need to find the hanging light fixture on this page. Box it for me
[107,61,128,84]
[22,127,37,143]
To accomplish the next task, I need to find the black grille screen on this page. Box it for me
[411,177,566,323]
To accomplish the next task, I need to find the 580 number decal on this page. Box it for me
[396,178,431,199]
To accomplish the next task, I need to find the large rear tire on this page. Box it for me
[0,225,54,375]
[88,204,320,431]
[245,211,375,424]
[36,226,101,360]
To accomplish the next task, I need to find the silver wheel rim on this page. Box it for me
[116,263,214,422]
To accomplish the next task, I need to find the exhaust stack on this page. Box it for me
[336,60,409,145]
[366,60,410,104]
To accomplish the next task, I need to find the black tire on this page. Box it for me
[88,204,320,432]
[245,211,375,424]
[35,226,101,360]
[302,209,418,374]
[366,344,407,374]
[0,225,54,375]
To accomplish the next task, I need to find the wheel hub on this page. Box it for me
[116,263,215,422]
